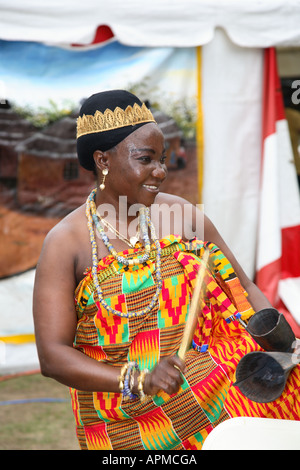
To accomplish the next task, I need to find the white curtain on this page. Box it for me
[202,29,263,278]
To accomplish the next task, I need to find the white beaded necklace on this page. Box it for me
[86,188,163,318]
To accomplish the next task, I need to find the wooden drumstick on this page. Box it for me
[178,247,209,361]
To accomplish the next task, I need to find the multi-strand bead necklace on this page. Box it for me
[96,210,140,249]
[86,188,163,318]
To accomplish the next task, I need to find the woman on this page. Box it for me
[33,90,299,450]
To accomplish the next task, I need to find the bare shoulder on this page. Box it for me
[33,205,88,349]
[36,204,88,285]
[154,192,203,239]
[155,192,190,208]
[42,204,86,253]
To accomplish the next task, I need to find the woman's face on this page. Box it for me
[102,123,167,207]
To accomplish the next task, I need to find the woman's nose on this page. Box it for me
[152,162,167,180]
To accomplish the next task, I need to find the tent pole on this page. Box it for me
[196,46,204,204]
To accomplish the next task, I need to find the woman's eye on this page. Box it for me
[138,156,151,163]
[137,155,166,164]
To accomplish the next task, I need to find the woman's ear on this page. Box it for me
[93,150,109,173]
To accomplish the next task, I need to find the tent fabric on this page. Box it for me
[201,29,263,280]
[1,0,300,48]
[0,270,39,376]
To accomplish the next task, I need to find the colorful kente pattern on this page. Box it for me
[71,235,300,450]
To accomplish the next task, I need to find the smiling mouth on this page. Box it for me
[142,184,160,192]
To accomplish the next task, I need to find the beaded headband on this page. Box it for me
[76,102,155,138]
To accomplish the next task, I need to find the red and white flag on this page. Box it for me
[256,48,300,337]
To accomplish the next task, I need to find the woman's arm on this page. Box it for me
[203,214,272,312]
[33,224,123,392]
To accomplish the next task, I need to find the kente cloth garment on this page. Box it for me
[70,235,300,450]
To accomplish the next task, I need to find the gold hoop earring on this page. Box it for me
[99,168,108,191]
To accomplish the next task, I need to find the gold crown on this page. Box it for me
[76,102,155,138]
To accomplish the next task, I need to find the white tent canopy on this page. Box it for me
[1,0,300,47]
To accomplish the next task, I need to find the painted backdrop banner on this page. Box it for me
[0,37,197,113]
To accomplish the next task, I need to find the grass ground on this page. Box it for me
[0,372,79,450]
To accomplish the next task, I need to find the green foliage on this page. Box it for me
[163,98,197,140]
[12,99,76,128]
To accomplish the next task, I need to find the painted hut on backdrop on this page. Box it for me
[0,104,36,181]
[16,115,95,215]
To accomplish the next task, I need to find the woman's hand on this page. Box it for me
[143,355,186,396]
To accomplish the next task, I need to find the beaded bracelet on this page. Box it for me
[118,363,152,402]
[123,362,139,400]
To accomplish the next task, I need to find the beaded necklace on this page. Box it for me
[96,210,140,248]
[86,188,163,318]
